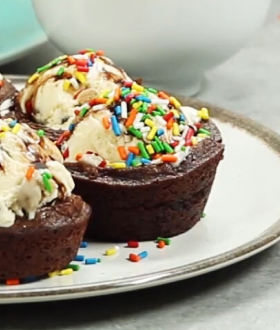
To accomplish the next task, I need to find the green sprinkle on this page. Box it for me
[155,137,164,151]
[132,158,141,167]
[147,87,158,94]
[97,258,101,263]
[37,63,52,73]
[86,48,95,52]
[198,128,211,136]
[103,90,110,98]
[128,126,142,139]
[57,67,65,76]
[80,107,89,117]
[152,141,161,153]
[42,173,52,192]
[142,103,148,113]
[201,212,206,218]
[157,237,171,245]
[142,114,153,121]
[51,56,65,65]
[121,88,130,97]
[156,107,166,116]
[130,99,137,105]
[181,146,186,151]
[43,171,52,179]
[138,141,150,159]
[37,129,45,137]
[66,264,80,271]
[163,142,174,154]
[151,111,162,117]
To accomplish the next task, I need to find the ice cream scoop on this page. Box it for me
[18,50,131,130]
[0,118,74,227]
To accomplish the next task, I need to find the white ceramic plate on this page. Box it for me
[1,76,280,304]
[0,0,47,66]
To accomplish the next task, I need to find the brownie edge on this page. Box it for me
[0,195,91,280]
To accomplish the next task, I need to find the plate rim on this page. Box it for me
[1,74,280,304]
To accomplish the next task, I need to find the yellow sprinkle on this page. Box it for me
[48,271,59,278]
[197,133,209,139]
[12,123,21,134]
[199,107,210,120]
[63,80,71,91]
[132,82,144,92]
[172,122,180,136]
[191,137,198,146]
[106,97,114,105]
[146,144,155,155]
[145,119,155,127]
[28,73,40,84]
[100,89,110,98]
[110,162,126,169]
[147,125,158,141]
[105,248,118,256]
[1,126,10,132]
[132,101,143,109]
[169,97,181,109]
[60,268,74,276]
[0,132,6,139]
[171,109,180,117]
[75,71,86,84]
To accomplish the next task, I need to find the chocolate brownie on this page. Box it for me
[0,195,91,280]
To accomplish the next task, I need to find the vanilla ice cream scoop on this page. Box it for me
[18,50,131,130]
[0,118,74,227]
[58,80,209,169]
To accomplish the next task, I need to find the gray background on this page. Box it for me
[1,1,280,329]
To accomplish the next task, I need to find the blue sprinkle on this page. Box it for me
[126,152,134,167]
[114,105,121,116]
[180,114,186,122]
[23,276,37,283]
[9,120,17,128]
[74,255,85,262]
[85,258,99,265]
[87,59,93,67]
[68,123,75,132]
[135,95,151,103]
[157,129,164,136]
[141,158,151,165]
[138,251,148,259]
[80,241,88,248]
[111,116,121,136]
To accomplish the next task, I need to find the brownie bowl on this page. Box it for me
[66,120,224,242]
[0,195,91,280]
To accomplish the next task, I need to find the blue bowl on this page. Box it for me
[0,0,47,66]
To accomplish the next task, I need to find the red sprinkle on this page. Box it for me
[127,241,139,248]
[0,80,4,88]
[185,127,195,146]
[62,148,69,159]
[74,109,80,115]
[99,160,107,168]
[25,100,33,115]
[147,105,157,114]
[170,141,179,148]
[163,112,174,122]
[89,98,107,107]
[195,123,202,129]
[124,94,134,103]
[124,81,133,88]
[6,279,19,286]
[77,66,89,73]
[56,131,71,146]
[75,59,88,67]
[129,253,140,262]
[79,49,88,55]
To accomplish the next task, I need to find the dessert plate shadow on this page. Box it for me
[1,75,280,304]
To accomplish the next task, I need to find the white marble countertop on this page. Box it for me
[1,1,280,329]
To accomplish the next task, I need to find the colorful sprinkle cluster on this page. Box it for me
[51,53,212,168]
